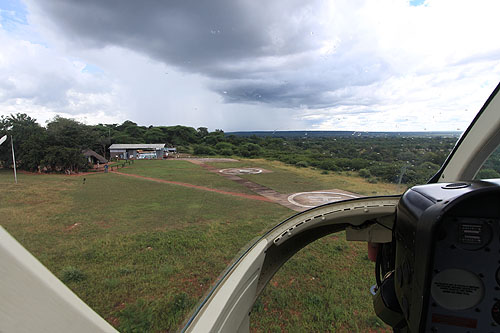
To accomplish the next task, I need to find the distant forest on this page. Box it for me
[1,113,498,185]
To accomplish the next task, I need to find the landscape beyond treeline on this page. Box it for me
[1,113,498,185]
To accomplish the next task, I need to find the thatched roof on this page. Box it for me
[82,149,108,163]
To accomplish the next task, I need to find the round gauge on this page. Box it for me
[492,301,500,325]
[431,269,484,310]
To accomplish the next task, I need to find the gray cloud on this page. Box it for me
[28,0,388,108]
[30,0,320,64]
[8,0,500,131]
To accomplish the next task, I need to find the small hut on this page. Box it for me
[82,149,108,165]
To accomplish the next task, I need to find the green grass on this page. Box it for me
[117,159,255,194]
[207,159,404,195]
[0,165,391,332]
[0,170,290,331]
[251,235,389,332]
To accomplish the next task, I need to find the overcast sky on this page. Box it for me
[1,0,500,131]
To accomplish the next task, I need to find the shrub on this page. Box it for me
[358,168,371,178]
[214,142,234,155]
[477,168,500,179]
[61,266,86,283]
[239,143,262,157]
[219,148,233,156]
[295,161,309,168]
[193,144,215,155]
[318,160,339,171]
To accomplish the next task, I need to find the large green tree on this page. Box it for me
[0,114,46,171]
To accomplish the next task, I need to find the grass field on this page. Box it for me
[207,158,404,195]
[117,160,255,194]
[0,162,392,332]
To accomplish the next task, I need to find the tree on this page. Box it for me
[44,117,94,172]
[215,142,235,156]
[0,113,46,171]
[46,116,95,148]
[197,127,209,138]
[118,120,146,140]
[144,128,165,143]
[239,143,262,157]
[193,144,215,155]
[161,126,199,145]
[204,130,225,145]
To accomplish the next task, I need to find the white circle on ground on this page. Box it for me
[288,191,358,208]
[219,168,263,175]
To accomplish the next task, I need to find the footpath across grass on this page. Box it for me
[116,159,256,195]
[0,165,390,332]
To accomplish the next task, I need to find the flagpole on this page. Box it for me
[11,135,17,184]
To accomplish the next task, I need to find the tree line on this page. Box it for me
[2,113,497,185]
[0,114,217,173]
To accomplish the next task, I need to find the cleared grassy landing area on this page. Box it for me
[0,160,392,332]
[207,159,402,195]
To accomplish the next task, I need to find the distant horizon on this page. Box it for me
[5,113,464,134]
[226,129,461,133]
[225,129,462,138]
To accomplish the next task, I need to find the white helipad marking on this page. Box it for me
[287,191,358,208]
[219,168,263,175]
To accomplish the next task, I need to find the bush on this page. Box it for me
[239,143,262,157]
[477,168,500,179]
[61,266,86,283]
[295,161,309,168]
[358,168,371,178]
[318,160,339,171]
[193,144,215,155]
[219,148,233,156]
[214,142,234,155]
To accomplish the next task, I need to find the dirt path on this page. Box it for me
[111,171,275,203]
[185,160,304,211]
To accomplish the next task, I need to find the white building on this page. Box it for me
[109,144,165,159]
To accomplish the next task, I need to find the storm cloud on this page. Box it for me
[26,0,397,108]
[1,0,500,130]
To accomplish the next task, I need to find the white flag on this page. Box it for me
[0,135,6,145]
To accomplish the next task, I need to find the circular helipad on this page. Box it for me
[288,191,358,208]
[219,168,264,175]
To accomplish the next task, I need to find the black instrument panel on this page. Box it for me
[394,180,500,332]
[424,216,500,332]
